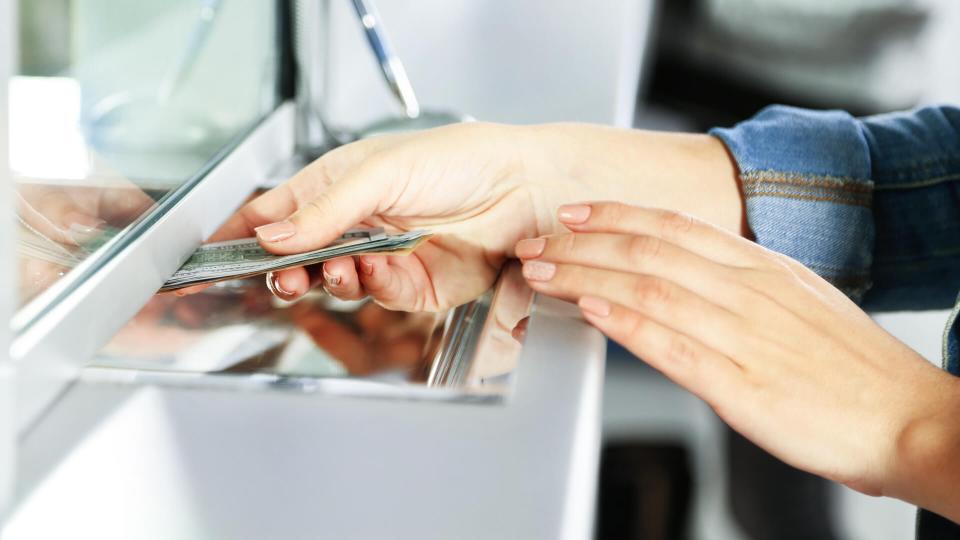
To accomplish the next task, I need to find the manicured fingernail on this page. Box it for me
[255,220,296,243]
[267,272,296,298]
[323,267,342,287]
[65,212,105,233]
[579,296,611,317]
[522,260,556,281]
[359,256,375,276]
[515,237,546,259]
[558,204,591,224]
[64,213,106,243]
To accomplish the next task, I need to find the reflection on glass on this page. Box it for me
[93,264,535,399]
[12,0,279,310]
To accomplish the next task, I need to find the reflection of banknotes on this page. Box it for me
[17,218,119,268]
[160,228,431,292]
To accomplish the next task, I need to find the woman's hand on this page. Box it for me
[204,123,743,311]
[516,201,960,521]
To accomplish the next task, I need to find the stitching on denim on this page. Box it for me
[741,170,874,207]
[742,170,873,190]
[744,189,872,208]
[874,172,960,191]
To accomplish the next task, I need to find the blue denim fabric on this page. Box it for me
[710,104,960,537]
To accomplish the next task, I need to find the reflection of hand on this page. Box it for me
[515,201,960,522]
[290,301,437,375]
[104,282,276,357]
[206,123,743,311]
[17,182,154,245]
[16,179,155,304]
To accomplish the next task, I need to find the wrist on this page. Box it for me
[889,372,960,523]
[513,123,748,236]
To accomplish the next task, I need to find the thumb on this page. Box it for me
[253,159,395,254]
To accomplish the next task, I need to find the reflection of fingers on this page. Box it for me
[322,258,366,300]
[291,305,374,374]
[356,301,403,334]
[16,189,103,245]
[378,334,426,368]
[98,186,155,224]
[171,284,207,297]
[267,268,310,301]
[19,257,68,303]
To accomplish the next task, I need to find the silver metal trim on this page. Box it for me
[427,291,491,387]
[11,103,295,433]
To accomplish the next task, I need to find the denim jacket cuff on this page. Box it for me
[709,105,876,300]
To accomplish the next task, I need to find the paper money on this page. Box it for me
[159,227,431,292]
[17,220,430,293]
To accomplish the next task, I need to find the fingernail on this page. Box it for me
[522,260,556,281]
[515,237,546,259]
[359,256,375,276]
[323,267,342,287]
[267,272,296,298]
[558,204,591,224]
[64,212,106,243]
[579,296,611,317]
[255,220,296,243]
[65,212,106,233]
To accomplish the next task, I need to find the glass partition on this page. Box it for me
[12,0,281,329]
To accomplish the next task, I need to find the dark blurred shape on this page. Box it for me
[596,442,692,540]
[726,427,841,540]
[645,0,930,130]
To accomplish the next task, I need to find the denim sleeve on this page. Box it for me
[709,104,960,310]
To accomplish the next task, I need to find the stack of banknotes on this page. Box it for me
[18,221,430,292]
[159,228,430,292]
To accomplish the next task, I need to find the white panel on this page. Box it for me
[324,0,653,130]
[0,0,16,523]
[12,105,294,433]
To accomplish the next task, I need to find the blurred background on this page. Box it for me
[10,0,960,539]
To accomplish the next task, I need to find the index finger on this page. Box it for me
[556,201,766,267]
[209,134,401,243]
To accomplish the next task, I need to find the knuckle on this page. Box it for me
[633,276,671,306]
[622,311,649,340]
[665,336,698,366]
[599,202,629,228]
[657,210,695,239]
[626,235,662,266]
[300,192,335,221]
[558,233,580,256]
[310,156,339,188]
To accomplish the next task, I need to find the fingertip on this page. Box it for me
[357,255,396,296]
[358,255,386,278]
[557,203,592,226]
[268,267,309,301]
[321,257,365,300]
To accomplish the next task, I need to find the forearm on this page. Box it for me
[518,123,747,236]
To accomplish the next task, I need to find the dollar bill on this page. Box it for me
[17,220,430,293]
[159,227,431,292]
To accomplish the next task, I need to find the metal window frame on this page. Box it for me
[11,103,295,434]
